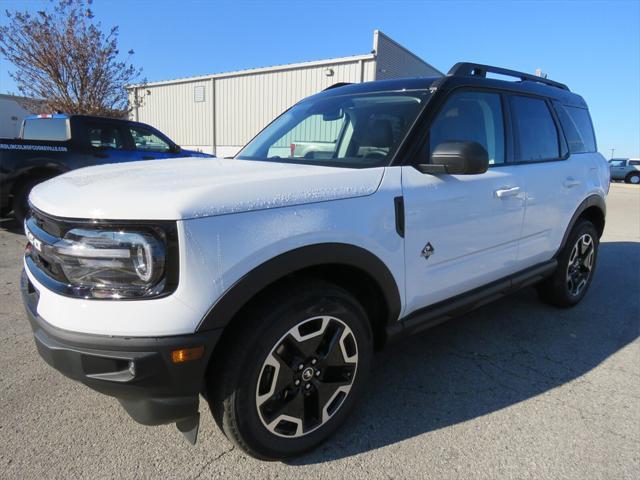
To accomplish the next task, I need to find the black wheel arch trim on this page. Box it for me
[555,194,606,257]
[196,243,402,332]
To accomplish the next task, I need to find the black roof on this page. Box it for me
[313,62,587,108]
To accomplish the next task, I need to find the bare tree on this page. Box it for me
[0,0,143,117]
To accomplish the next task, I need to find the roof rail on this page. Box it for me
[448,62,569,91]
[323,82,352,91]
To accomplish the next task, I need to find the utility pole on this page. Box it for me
[610,148,615,159]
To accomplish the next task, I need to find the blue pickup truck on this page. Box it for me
[0,114,212,222]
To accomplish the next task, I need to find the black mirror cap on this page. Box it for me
[418,141,490,175]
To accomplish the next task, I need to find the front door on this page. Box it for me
[402,89,526,315]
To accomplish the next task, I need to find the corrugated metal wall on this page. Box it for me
[373,30,443,80]
[215,59,374,154]
[132,79,213,150]
[129,31,441,157]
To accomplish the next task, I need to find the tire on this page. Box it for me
[538,219,599,308]
[207,280,373,460]
[12,177,46,223]
[625,172,640,185]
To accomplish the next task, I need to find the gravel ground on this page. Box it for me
[0,183,638,479]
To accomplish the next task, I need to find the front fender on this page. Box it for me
[195,242,401,332]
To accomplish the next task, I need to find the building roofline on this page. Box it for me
[373,29,445,76]
[128,53,376,89]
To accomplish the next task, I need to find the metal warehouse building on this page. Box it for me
[128,30,442,157]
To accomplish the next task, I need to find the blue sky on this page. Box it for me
[1,0,639,158]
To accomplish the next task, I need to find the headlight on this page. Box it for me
[52,228,167,298]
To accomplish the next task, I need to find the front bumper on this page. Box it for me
[21,270,222,427]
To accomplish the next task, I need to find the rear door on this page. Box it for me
[402,89,526,314]
[508,95,586,268]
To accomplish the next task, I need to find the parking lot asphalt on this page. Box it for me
[0,183,638,480]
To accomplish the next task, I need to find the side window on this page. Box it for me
[130,126,171,152]
[87,124,125,149]
[609,159,627,167]
[511,96,560,161]
[554,103,597,153]
[429,91,505,165]
[630,160,640,166]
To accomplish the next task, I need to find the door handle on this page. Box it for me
[142,156,155,160]
[494,186,521,198]
[563,177,581,188]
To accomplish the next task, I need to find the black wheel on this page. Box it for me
[207,280,372,460]
[12,177,45,223]
[625,172,640,185]
[538,219,599,307]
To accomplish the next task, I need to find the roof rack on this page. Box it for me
[448,62,569,91]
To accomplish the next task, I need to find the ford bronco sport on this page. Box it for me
[21,63,609,459]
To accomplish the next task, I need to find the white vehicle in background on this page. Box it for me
[21,63,609,460]
[609,158,640,184]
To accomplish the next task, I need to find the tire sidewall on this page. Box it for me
[556,220,599,305]
[229,287,372,458]
[626,172,640,185]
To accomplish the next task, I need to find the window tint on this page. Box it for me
[87,124,125,149]
[429,91,505,165]
[554,103,596,153]
[511,96,559,161]
[22,118,69,141]
[630,160,640,166]
[130,126,171,152]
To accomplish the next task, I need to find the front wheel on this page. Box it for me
[208,281,372,460]
[538,219,599,307]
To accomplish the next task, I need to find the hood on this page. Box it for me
[30,157,385,220]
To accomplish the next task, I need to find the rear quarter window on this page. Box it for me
[554,103,597,153]
[21,118,70,141]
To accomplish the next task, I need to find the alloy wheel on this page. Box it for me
[255,316,358,438]
[566,233,595,297]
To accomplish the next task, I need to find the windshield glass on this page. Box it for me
[237,91,430,168]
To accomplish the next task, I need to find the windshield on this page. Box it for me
[237,90,430,168]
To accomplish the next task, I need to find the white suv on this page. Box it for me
[21,63,609,459]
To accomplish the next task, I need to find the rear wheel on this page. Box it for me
[538,219,599,307]
[207,280,372,460]
[625,172,640,185]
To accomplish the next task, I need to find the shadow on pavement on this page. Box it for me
[0,216,23,235]
[291,241,639,464]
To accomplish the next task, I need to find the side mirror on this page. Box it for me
[416,141,489,175]
[171,145,182,154]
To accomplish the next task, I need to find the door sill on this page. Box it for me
[387,260,557,342]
